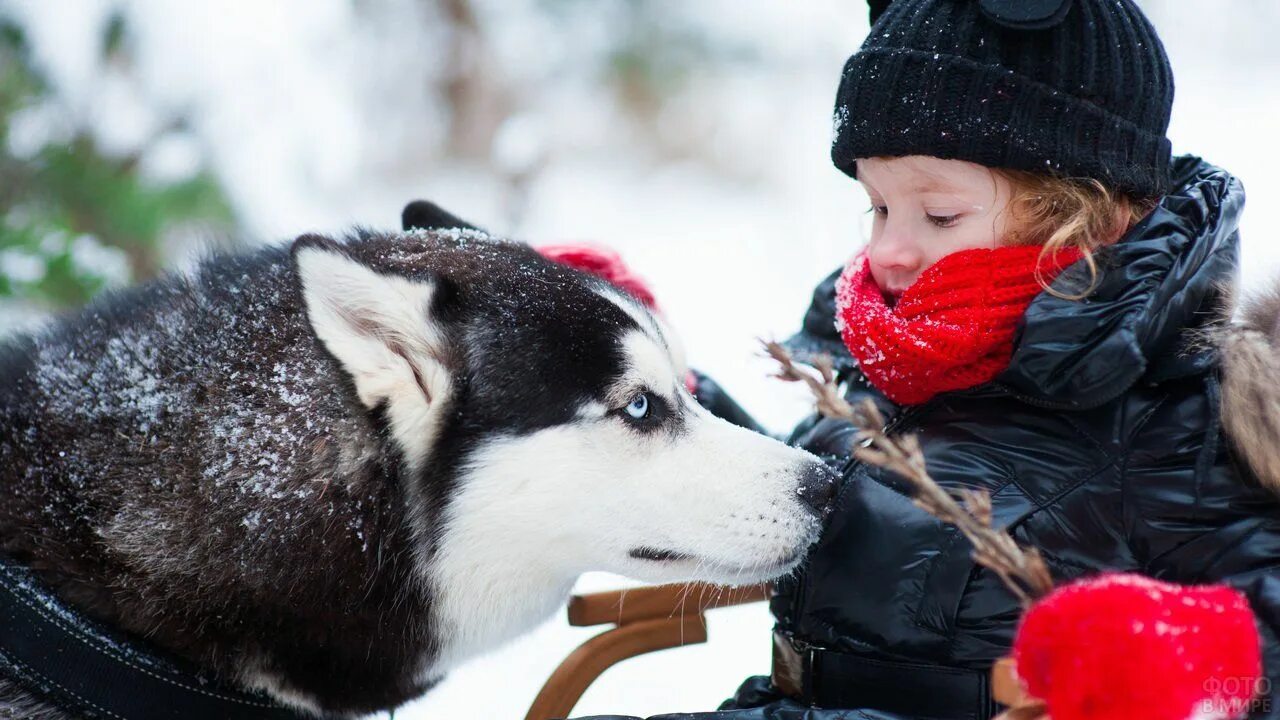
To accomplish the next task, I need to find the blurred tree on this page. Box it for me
[437,0,511,160]
[0,11,234,310]
[535,0,759,141]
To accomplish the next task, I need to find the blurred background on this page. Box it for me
[2,1,1278,717]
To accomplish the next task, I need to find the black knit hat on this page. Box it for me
[832,0,1174,198]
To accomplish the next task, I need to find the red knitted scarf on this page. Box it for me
[835,245,1083,405]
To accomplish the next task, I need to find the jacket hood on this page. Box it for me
[999,155,1243,408]
[785,155,1245,409]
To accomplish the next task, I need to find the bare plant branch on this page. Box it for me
[764,341,1054,608]
[762,340,854,421]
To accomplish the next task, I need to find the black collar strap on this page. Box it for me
[0,556,316,720]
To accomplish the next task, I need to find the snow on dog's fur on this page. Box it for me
[0,224,835,717]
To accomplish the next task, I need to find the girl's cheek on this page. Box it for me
[947,220,1001,252]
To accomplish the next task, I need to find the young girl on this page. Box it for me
[588,0,1280,718]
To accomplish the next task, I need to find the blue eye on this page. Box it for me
[624,393,650,420]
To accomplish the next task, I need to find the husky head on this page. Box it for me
[292,228,836,670]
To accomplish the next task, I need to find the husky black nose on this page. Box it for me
[797,463,839,519]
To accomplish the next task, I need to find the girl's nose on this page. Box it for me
[867,225,923,276]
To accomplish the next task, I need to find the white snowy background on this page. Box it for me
[3,1,1279,718]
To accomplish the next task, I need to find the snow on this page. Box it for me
[69,235,131,286]
[0,249,46,283]
[36,324,181,436]
[3,1,1280,718]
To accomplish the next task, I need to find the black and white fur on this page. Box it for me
[0,223,835,717]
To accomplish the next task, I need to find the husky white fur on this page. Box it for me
[0,209,835,717]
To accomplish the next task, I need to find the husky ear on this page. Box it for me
[292,235,451,417]
[401,200,483,233]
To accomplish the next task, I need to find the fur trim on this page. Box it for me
[1219,282,1280,494]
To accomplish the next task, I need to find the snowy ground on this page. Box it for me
[6,1,1280,718]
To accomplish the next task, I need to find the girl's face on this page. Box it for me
[857,156,1014,302]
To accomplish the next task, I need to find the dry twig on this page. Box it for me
[763,340,1054,608]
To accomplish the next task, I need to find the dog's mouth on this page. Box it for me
[627,545,809,577]
[628,547,695,563]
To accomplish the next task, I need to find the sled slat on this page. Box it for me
[526,615,708,720]
[528,583,771,720]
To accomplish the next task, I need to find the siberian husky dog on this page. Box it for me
[0,206,836,718]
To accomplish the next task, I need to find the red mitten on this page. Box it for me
[536,243,696,394]
[1013,573,1263,720]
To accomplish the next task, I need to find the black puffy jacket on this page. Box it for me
[585,156,1280,720]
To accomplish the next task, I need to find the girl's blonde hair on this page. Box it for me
[995,169,1159,299]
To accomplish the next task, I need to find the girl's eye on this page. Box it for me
[870,205,888,216]
[623,393,650,420]
[927,213,960,228]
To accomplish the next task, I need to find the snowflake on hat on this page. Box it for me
[1003,573,1264,720]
